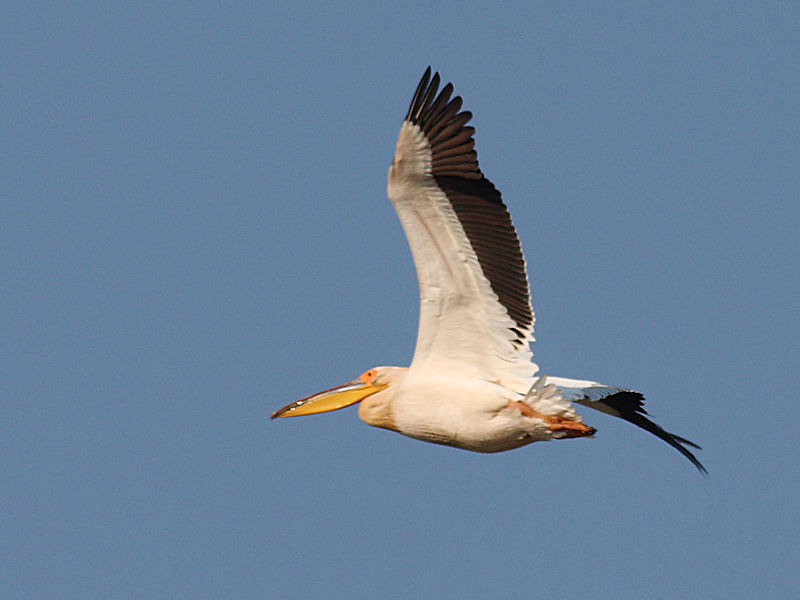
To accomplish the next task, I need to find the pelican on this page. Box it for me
[272,67,705,473]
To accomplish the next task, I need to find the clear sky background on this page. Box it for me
[3,3,798,599]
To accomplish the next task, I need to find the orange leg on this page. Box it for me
[508,401,596,438]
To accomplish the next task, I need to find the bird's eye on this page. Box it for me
[360,369,377,383]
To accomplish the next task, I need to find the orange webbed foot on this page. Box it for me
[508,400,595,438]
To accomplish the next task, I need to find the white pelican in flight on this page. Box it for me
[273,68,705,473]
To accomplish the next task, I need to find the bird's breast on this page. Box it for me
[389,374,551,452]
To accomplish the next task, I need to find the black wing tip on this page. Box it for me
[404,68,485,185]
[631,413,707,475]
[405,67,465,125]
[600,391,707,475]
[405,66,435,122]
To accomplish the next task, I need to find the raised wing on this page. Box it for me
[387,68,536,390]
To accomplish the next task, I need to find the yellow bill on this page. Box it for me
[271,377,388,419]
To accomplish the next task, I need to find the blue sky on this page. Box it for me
[3,3,798,598]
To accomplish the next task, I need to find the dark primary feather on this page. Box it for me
[404,68,533,345]
[588,391,707,474]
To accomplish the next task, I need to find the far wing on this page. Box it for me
[546,376,707,473]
